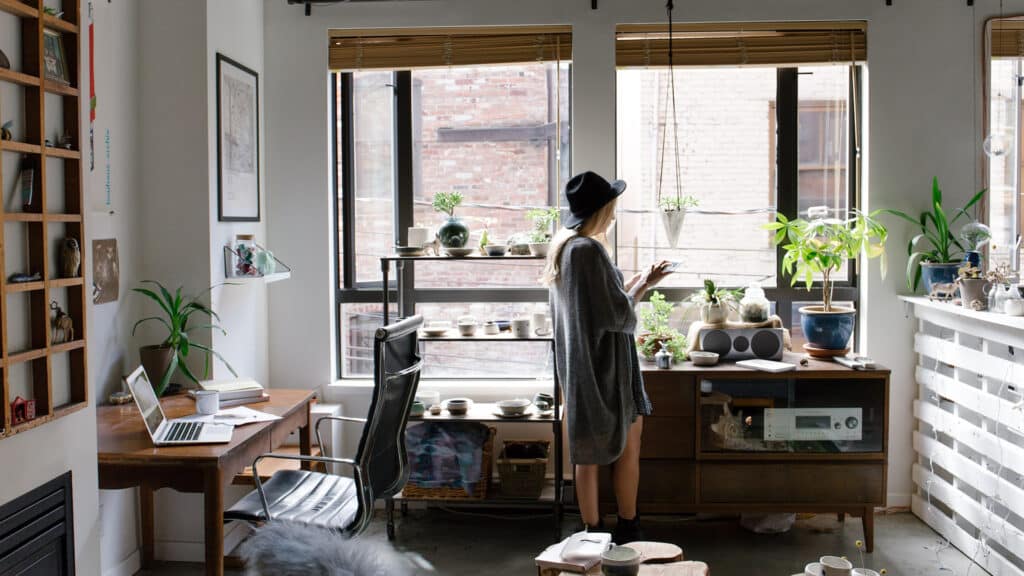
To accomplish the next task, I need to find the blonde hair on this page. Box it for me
[541,199,617,286]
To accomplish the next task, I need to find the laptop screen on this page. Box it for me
[128,368,165,437]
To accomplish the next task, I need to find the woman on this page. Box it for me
[543,171,671,544]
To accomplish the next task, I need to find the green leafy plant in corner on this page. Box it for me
[132,280,237,396]
[637,291,688,360]
[431,191,464,218]
[658,195,699,212]
[688,279,743,308]
[526,207,560,243]
[766,209,888,311]
[881,177,986,291]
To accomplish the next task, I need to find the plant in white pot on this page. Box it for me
[689,279,742,325]
[132,280,237,396]
[525,207,560,257]
[659,195,699,249]
[766,208,888,354]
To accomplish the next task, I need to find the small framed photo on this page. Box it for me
[42,30,69,84]
[216,54,260,222]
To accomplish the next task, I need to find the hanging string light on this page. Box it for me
[985,0,1010,158]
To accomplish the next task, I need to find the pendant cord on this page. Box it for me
[656,0,682,206]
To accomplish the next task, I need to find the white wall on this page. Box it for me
[264,0,1024,508]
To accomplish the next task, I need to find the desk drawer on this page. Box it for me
[699,462,884,504]
[601,460,696,506]
[641,417,694,459]
[644,374,695,418]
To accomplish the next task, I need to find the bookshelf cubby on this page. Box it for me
[0,0,86,438]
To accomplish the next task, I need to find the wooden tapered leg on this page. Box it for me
[204,468,225,576]
[140,484,155,568]
[862,506,874,553]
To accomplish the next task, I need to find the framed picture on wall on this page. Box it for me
[42,30,69,84]
[216,54,260,222]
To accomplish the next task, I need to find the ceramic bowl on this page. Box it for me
[444,398,473,415]
[410,400,425,417]
[422,321,450,338]
[496,398,531,416]
[690,351,720,366]
[444,246,475,258]
[528,242,549,257]
[484,244,507,257]
[457,322,477,337]
[601,546,641,576]
[804,563,823,576]
[1004,298,1024,316]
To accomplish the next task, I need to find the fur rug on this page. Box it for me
[239,522,433,576]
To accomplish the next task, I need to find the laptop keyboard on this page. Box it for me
[165,421,203,442]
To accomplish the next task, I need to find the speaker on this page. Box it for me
[698,327,784,361]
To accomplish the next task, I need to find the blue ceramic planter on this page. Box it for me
[800,306,855,350]
[920,262,960,294]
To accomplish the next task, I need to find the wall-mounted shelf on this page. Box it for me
[228,271,291,284]
[0,0,87,440]
[223,244,292,284]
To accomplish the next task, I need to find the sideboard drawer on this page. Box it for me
[641,417,694,459]
[601,460,696,506]
[643,374,695,418]
[700,463,884,504]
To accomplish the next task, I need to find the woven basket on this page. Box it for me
[403,426,495,500]
[496,439,549,498]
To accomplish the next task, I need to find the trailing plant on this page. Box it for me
[766,209,887,312]
[637,291,688,360]
[659,195,699,212]
[987,262,1012,286]
[957,263,983,280]
[431,191,464,218]
[882,177,986,291]
[688,279,743,309]
[132,280,237,396]
[526,207,560,243]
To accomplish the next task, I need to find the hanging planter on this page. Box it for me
[658,196,697,249]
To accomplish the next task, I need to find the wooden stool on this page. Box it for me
[541,542,708,576]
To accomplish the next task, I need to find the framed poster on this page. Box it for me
[216,54,259,221]
[43,30,69,84]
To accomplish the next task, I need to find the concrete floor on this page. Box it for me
[138,510,976,575]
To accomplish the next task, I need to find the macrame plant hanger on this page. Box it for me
[657,0,687,248]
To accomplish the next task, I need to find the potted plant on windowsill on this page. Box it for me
[955,263,988,311]
[432,191,469,249]
[659,195,699,249]
[132,280,238,396]
[688,279,742,325]
[636,291,688,362]
[526,207,560,257]
[882,177,986,294]
[766,208,888,354]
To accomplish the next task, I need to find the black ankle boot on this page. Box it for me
[612,515,645,544]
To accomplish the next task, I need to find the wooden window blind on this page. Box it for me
[990,19,1024,58]
[616,22,866,67]
[329,26,572,70]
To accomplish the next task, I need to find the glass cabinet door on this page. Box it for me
[699,378,885,454]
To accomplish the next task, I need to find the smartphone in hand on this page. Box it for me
[664,261,683,273]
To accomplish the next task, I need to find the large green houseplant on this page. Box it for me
[636,291,688,361]
[132,280,237,396]
[882,177,986,293]
[766,209,887,351]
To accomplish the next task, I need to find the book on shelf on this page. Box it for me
[195,378,265,400]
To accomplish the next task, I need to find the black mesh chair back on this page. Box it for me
[354,314,423,501]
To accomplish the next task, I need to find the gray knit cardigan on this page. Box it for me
[549,236,642,465]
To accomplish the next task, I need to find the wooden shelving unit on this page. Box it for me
[0,0,86,439]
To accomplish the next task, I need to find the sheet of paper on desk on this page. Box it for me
[179,406,281,426]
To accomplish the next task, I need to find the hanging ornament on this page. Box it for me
[984,132,1009,157]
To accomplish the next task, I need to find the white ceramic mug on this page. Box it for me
[407,227,432,248]
[483,321,499,335]
[819,556,852,576]
[511,317,531,338]
[532,312,551,336]
[195,390,219,415]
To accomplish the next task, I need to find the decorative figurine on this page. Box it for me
[60,237,81,278]
[7,272,41,283]
[58,130,73,150]
[43,7,64,18]
[0,48,10,70]
[19,165,34,209]
[424,236,441,257]
[50,300,74,344]
[10,396,36,425]
[1,120,12,140]
[928,282,957,303]
[44,138,52,147]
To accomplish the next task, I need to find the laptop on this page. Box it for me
[126,365,234,446]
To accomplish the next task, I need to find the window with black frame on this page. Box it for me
[332,27,572,378]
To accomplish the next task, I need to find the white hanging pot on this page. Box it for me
[660,209,687,249]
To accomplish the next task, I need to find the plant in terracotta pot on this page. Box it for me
[636,291,688,361]
[688,279,742,325]
[766,208,888,353]
[525,207,560,257]
[132,280,237,396]
[882,177,986,293]
[955,263,988,311]
[659,195,699,249]
[432,191,469,248]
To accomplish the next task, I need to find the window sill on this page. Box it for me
[328,378,554,393]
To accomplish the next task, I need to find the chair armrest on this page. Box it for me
[314,415,367,454]
[251,452,362,521]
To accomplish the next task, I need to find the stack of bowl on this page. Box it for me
[496,398,531,417]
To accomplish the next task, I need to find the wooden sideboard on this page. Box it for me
[599,352,889,551]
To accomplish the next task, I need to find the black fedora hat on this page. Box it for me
[561,171,627,230]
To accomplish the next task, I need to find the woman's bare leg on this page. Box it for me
[612,417,644,519]
[576,464,600,527]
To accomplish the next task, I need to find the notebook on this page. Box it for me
[196,378,265,400]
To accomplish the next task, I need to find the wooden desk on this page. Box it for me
[97,389,317,576]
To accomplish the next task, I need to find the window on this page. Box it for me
[987,18,1024,269]
[333,27,571,378]
[615,24,863,342]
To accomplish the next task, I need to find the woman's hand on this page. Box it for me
[641,260,672,289]
[624,272,644,292]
